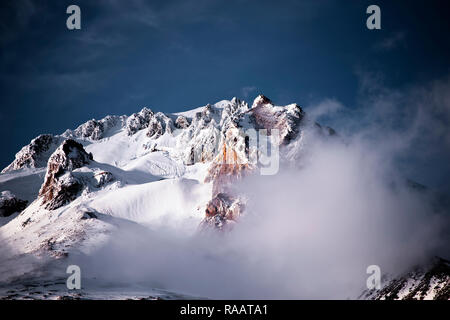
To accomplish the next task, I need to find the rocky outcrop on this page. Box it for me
[200,193,245,231]
[249,94,304,145]
[205,142,252,196]
[63,115,125,141]
[201,144,249,229]
[0,191,28,217]
[126,107,154,135]
[200,95,306,229]
[2,116,118,173]
[93,171,114,187]
[204,101,253,194]
[183,121,221,165]
[147,112,174,138]
[125,108,175,138]
[175,115,190,129]
[361,257,450,300]
[38,139,93,210]
[74,117,109,140]
[74,119,105,140]
[2,134,63,173]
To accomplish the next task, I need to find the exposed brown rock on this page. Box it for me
[202,128,251,229]
[38,139,92,210]
[205,143,252,196]
[249,94,304,144]
[200,193,245,230]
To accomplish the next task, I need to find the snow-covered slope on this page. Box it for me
[360,257,450,300]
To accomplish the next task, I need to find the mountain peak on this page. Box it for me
[252,94,272,108]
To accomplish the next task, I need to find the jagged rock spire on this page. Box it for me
[39,139,92,210]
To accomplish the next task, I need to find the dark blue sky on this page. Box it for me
[1,0,450,188]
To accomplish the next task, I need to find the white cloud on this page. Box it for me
[306,98,345,121]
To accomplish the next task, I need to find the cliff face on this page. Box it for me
[249,94,304,145]
[38,139,93,210]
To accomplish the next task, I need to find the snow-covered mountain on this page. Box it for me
[0,95,448,300]
[0,95,308,234]
[360,257,450,300]
[0,95,306,297]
